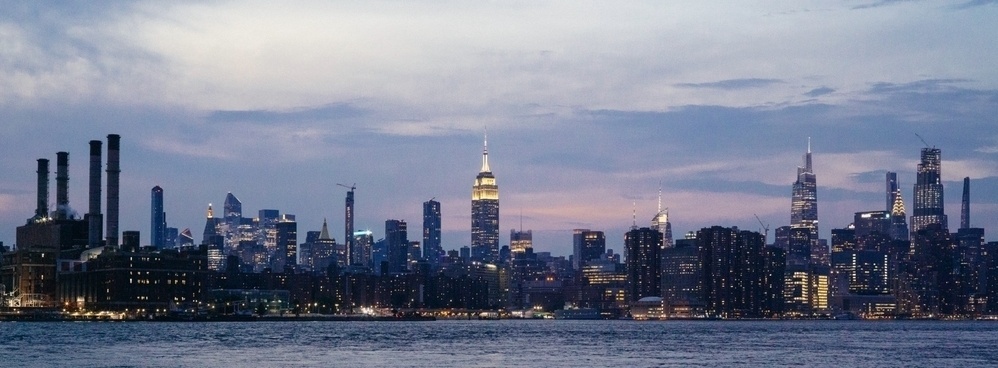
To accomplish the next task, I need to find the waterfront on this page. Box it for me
[2,320,997,367]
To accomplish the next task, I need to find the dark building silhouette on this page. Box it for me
[661,239,703,315]
[625,227,662,302]
[385,219,408,273]
[961,177,971,230]
[422,199,442,266]
[911,147,947,233]
[151,186,166,249]
[573,229,605,270]
[471,134,499,263]
[344,186,355,267]
[275,215,297,273]
[697,226,784,318]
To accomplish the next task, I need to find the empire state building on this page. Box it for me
[472,134,499,263]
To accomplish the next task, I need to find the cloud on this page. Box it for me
[852,0,922,10]
[205,103,367,124]
[804,87,835,97]
[952,0,998,9]
[675,78,784,90]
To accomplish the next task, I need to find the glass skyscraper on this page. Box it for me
[911,147,947,233]
[471,134,499,263]
[791,140,818,241]
[150,186,166,249]
[423,199,442,265]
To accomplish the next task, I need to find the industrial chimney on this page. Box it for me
[56,151,69,220]
[34,158,50,222]
[106,134,120,247]
[87,140,103,248]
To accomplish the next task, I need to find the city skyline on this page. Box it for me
[2,2,998,256]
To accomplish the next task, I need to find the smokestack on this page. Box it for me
[961,177,970,230]
[56,151,69,220]
[88,140,103,248]
[106,134,120,247]
[34,158,49,221]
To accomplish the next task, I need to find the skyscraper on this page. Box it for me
[353,230,374,268]
[223,192,242,229]
[890,188,910,241]
[201,203,219,244]
[886,172,899,213]
[651,187,673,249]
[151,186,166,249]
[344,186,355,267]
[961,177,971,230]
[422,199,442,265]
[625,227,662,301]
[275,214,297,273]
[510,229,532,254]
[386,219,408,273]
[791,139,818,242]
[911,147,947,233]
[573,229,606,270]
[471,133,499,263]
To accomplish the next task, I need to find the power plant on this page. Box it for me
[1,134,122,308]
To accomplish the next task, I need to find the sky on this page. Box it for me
[2,0,997,257]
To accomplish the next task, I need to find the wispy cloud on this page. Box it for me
[952,0,998,9]
[852,0,922,10]
[206,103,367,123]
[804,87,835,97]
[675,78,784,90]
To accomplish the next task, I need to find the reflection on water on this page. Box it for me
[1,320,997,367]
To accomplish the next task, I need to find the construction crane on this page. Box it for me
[754,214,770,245]
[915,133,931,148]
[337,183,356,191]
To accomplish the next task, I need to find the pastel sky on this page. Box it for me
[2,1,997,256]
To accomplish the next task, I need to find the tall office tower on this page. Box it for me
[223,192,242,229]
[201,204,219,244]
[422,199,442,265]
[105,134,120,247]
[886,172,899,213]
[471,133,499,263]
[791,139,818,243]
[890,190,910,241]
[385,219,409,273]
[164,227,178,249]
[344,186,355,267]
[86,140,102,248]
[275,214,297,273]
[313,219,338,269]
[961,177,971,230]
[573,229,606,270]
[625,227,663,301]
[258,209,280,254]
[510,229,533,254]
[911,147,947,233]
[353,230,374,267]
[151,186,166,249]
[651,187,673,248]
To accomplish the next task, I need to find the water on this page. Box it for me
[1,320,997,367]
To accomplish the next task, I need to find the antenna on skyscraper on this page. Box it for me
[914,133,931,148]
[631,202,637,230]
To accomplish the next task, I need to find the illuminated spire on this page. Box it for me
[631,201,637,230]
[207,203,214,218]
[481,129,491,173]
[891,189,906,216]
[657,181,663,213]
